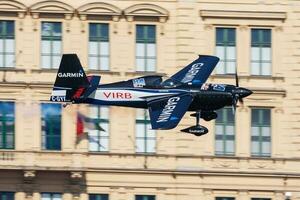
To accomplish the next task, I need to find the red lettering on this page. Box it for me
[125,93,132,99]
[103,92,111,98]
[116,92,123,98]
[103,92,132,99]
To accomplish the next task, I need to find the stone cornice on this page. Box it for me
[0,0,26,14]
[77,2,122,21]
[124,3,169,22]
[200,10,287,21]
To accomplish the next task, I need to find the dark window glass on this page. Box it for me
[216,28,235,46]
[89,23,109,42]
[251,198,271,200]
[251,29,271,47]
[136,25,156,43]
[41,193,62,200]
[0,192,14,200]
[216,198,235,200]
[0,102,15,149]
[136,195,155,200]
[41,103,62,150]
[89,194,109,200]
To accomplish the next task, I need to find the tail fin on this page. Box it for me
[50,54,91,102]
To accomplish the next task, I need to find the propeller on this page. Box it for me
[232,67,246,114]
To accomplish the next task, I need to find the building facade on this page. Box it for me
[0,0,299,200]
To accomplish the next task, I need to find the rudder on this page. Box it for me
[50,54,90,102]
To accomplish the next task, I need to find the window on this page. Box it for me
[41,193,62,200]
[136,25,156,72]
[251,108,271,157]
[251,29,271,75]
[136,109,156,153]
[136,195,155,200]
[0,192,14,200]
[216,198,235,200]
[215,108,235,155]
[41,22,62,69]
[41,103,62,150]
[89,106,109,152]
[89,194,109,200]
[0,21,15,68]
[215,28,236,74]
[0,102,15,149]
[251,198,271,200]
[89,23,109,70]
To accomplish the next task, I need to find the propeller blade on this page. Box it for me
[239,98,244,105]
[235,68,239,87]
[232,104,236,115]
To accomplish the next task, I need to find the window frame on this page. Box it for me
[135,24,157,72]
[41,21,62,69]
[215,27,236,74]
[0,101,15,150]
[41,103,62,151]
[88,23,110,71]
[88,106,110,152]
[250,28,272,76]
[135,109,156,154]
[251,108,272,157]
[215,107,235,156]
[0,20,15,68]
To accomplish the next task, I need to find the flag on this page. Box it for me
[76,112,105,136]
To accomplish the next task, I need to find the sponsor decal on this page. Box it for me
[181,62,204,83]
[58,72,84,78]
[132,78,146,88]
[51,96,66,102]
[213,84,225,91]
[103,92,132,99]
[200,83,210,90]
[51,90,66,96]
[157,97,180,123]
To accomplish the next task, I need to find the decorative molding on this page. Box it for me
[204,24,213,30]
[200,10,287,21]
[23,170,36,184]
[124,4,168,22]
[78,2,121,21]
[29,0,74,17]
[239,25,248,31]
[0,0,26,14]
[70,171,83,179]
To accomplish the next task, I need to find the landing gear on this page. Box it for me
[181,111,208,136]
[190,111,218,121]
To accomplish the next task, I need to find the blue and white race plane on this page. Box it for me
[50,54,252,136]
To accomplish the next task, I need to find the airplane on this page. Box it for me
[50,54,252,136]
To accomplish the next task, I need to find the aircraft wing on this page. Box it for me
[171,55,219,85]
[147,94,193,130]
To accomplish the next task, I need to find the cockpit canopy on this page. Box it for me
[131,75,183,89]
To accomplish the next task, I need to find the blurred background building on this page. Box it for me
[0,0,299,200]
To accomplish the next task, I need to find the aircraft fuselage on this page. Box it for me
[81,83,241,112]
